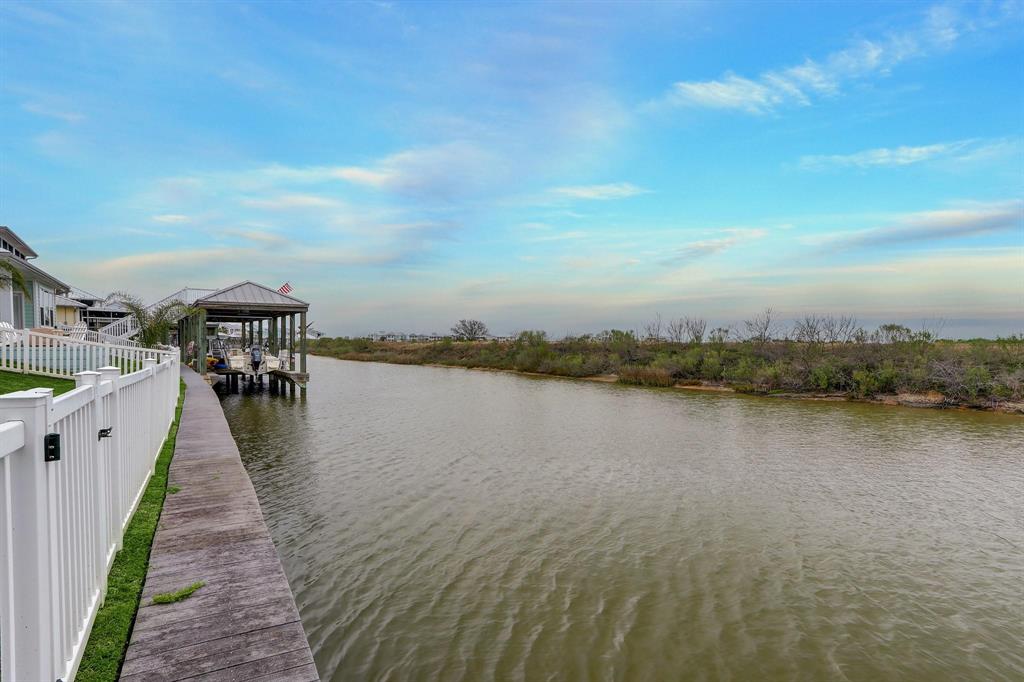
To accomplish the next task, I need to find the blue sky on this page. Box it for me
[1,1,1021,337]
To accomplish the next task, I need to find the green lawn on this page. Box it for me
[0,370,76,395]
[76,380,186,681]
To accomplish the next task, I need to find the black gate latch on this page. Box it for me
[44,433,61,462]
[98,427,113,440]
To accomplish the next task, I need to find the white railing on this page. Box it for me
[55,324,142,349]
[0,356,180,682]
[0,330,172,379]
[97,315,139,340]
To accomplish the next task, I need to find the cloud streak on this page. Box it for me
[152,214,190,223]
[815,200,1023,250]
[663,228,768,265]
[799,141,973,170]
[657,4,1000,114]
[241,194,341,210]
[334,141,501,200]
[551,182,650,200]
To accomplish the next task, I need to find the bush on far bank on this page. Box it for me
[309,329,1024,407]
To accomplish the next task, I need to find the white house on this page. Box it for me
[0,226,70,329]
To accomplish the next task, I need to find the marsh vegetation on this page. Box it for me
[312,313,1023,411]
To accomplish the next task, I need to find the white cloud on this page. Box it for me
[333,141,500,199]
[152,214,190,223]
[21,101,84,123]
[551,182,650,201]
[657,4,1005,114]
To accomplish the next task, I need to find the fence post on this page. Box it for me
[77,370,110,604]
[98,366,124,550]
[0,388,56,682]
[143,358,157,466]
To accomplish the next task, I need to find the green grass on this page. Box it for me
[167,485,181,494]
[75,380,186,682]
[0,369,75,395]
[151,580,205,605]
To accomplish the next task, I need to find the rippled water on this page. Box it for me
[217,356,1024,681]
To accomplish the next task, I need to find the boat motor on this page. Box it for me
[250,346,263,373]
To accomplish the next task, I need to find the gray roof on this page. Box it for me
[68,286,102,302]
[196,281,308,310]
[0,226,39,259]
[56,295,87,308]
[149,287,218,310]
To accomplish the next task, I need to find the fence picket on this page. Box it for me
[0,352,178,681]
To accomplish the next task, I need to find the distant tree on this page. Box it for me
[450,319,489,340]
[666,317,686,343]
[743,307,776,345]
[642,313,663,342]
[683,316,707,344]
[873,323,913,344]
[106,292,195,348]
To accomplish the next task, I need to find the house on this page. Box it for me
[66,286,133,331]
[0,226,71,329]
[56,294,87,325]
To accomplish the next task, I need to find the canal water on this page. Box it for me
[217,355,1023,681]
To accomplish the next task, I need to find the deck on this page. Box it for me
[120,365,318,681]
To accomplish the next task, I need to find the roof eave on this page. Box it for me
[0,253,70,293]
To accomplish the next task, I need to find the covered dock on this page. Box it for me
[178,281,310,394]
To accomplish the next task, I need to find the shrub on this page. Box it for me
[618,365,675,387]
[810,363,843,391]
[963,365,992,399]
[700,354,723,381]
[853,369,878,397]
[725,356,759,383]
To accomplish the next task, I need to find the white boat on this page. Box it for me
[227,345,280,378]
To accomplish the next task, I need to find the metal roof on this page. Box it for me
[148,287,218,310]
[196,281,308,310]
[68,286,102,302]
[56,295,87,308]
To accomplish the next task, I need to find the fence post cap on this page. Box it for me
[74,370,101,386]
[143,358,158,366]
[0,387,53,405]
[97,365,121,373]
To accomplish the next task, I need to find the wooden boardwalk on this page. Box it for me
[120,365,318,681]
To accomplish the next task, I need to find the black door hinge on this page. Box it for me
[98,427,113,440]
[44,433,61,462]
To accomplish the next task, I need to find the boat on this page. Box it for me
[227,345,281,378]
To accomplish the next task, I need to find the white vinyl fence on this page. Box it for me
[0,330,173,379]
[0,356,180,681]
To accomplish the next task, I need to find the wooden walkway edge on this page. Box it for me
[120,365,318,681]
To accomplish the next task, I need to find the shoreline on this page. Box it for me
[314,353,1024,415]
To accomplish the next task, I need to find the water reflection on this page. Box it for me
[218,356,1024,682]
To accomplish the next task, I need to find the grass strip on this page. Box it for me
[0,369,75,395]
[76,379,186,681]
[151,580,205,605]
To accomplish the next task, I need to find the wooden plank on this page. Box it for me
[120,622,309,679]
[120,365,317,680]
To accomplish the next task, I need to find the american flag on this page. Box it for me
[277,282,293,295]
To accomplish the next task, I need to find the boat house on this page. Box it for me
[177,280,311,392]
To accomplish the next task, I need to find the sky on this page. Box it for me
[1,0,1022,338]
